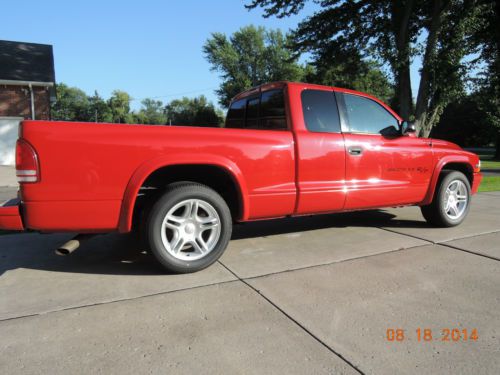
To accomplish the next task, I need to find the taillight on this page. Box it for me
[16,139,40,183]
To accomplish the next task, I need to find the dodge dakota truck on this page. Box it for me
[0,82,482,273]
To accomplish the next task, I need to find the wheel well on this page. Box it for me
[441,162,473,186]
[131,164,242,228]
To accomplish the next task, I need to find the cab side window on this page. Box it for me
[301,89,341,133]
[260,89,287,130]
[343,93,398,134]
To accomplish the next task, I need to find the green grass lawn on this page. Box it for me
[478,176,500,192]
[481,159,500,170]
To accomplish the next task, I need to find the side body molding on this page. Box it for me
[118,153,249,233]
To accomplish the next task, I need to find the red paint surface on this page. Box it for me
[0,82,481,233]
[0,204,24,230]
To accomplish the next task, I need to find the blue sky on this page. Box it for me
[2,0,420,110]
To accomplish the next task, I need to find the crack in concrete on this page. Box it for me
[217,261,365,375]
[0,278,239,323]
[433,242,500,262]
[0,241,428,322]
[1,213,498,375]
[379,227,500,262]
[237,242,430,281]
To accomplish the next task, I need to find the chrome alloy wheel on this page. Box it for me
[160,199,221,261]
[443,180,468,220]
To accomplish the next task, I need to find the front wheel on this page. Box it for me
[145,183,232,273]
[420,171,471,227]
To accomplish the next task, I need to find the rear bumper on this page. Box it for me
[472,172,483,194]
[0,198,24,231]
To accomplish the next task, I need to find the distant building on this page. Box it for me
[0,40,56,165]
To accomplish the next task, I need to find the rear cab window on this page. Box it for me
[225,89,288,130]
[245,96,260,129]
[225,99,246,129]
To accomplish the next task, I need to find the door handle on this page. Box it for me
[348,146,363,155]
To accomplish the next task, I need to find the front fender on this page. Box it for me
[118,153,249,233]
[421,155,474,206]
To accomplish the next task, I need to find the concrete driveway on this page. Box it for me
[1,193,499,374]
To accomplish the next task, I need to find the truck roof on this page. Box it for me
[231,81,402,122]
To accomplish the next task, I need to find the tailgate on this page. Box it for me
[0,198,24,231]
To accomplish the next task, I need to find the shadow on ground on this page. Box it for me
[0,209,429,276]
[231,209,429,239]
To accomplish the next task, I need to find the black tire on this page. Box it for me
[420,171,471,227]
[145,183,232,273]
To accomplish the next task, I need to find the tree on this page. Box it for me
[135,98,167,125]
[165,96,224,126]
[305,59,394,104]
[469,0,500,157]
[246,0,485,137]
[108,90,133,123]
[51,83,91,121]
[52,85,170,125]
[431,93,497,147]
[204,25,306,107]
[87,91,113,123]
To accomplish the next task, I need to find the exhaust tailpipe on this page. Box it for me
[56,234,94,256]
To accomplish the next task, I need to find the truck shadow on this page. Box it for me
[231,209,429,239]
[0,209,429,276]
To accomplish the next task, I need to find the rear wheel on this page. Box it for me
[145,183,232,273]
[420,171,471,227]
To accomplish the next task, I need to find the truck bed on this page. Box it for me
[19,120,297,232]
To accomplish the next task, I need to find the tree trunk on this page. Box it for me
[414,0,448,137]
[421,104,443,138]
[395,64,413,121]
[391,0,415,120]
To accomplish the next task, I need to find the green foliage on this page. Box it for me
[246,0,498,138]
[107,90,133,124]
[204,25,306,107]
[431,93,497,147]
[51,84,91,121]
[470,0,499,94]
[88,91,113,123]
[165,96,224,127]
[305,60,394,104]
[351,67,394,105]
[135,98,167,125]
[51,84,223,127]
[51,84,128,123]
[468,0,500,156]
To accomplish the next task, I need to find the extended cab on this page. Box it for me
[0,82,482,272]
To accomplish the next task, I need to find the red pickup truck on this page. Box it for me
[0,82,482,273]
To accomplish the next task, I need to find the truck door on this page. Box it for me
[339,92,434,209]
[293,87,347,214]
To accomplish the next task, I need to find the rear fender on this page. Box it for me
[118,154,249,233]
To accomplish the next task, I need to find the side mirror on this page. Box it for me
[401,121,416,135]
